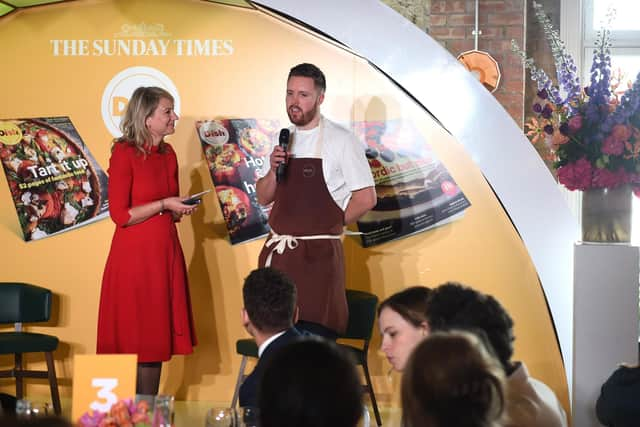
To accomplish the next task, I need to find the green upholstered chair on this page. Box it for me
[0,282,61,415]
[230,289,382,426]
[337,289,381,427]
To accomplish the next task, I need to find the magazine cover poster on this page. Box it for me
[0,116,109,241]
[196,118,279,244]
[355,120,471,247]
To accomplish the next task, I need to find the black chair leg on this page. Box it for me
[362,359,382,426]
[230,356,248,408]
[45,352,61,415]
[15,353,23,400]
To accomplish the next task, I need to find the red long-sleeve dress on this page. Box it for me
[97,142,196,362]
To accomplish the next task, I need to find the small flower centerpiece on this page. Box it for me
[78,398,151,427]
[512,1,640,242]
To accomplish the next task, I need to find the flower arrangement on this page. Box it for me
[512,1,640,192]
[79,398,151,427]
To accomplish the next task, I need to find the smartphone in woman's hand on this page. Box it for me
[183,189,211,205]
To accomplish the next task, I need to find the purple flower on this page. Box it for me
[78,410,106,427]
[516,2,640,192]
[603,71,640,131]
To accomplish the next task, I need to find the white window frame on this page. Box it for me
[583,0,640,46]
[582,0,640,82]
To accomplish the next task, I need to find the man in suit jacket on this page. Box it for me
[239,267,301,407]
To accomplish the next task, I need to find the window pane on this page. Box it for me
[594,0,640,30]
[582,49,640,84]
[611,53,640,82]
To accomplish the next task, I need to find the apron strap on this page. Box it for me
[264,229,342,267]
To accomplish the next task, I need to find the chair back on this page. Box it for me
[341,289,379,341]
[0,283,52,324]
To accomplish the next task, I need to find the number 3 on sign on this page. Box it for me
[90,378,119,412]
[71,354,137,421]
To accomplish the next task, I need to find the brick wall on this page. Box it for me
[381,0,430,31]
[428,0,526,126]
[382,0,532,127]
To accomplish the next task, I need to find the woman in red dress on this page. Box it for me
[97,86,197,395]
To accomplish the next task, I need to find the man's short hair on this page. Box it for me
[243,267,296,333]
[425,282,515,373]
[288,63,326,93]
[259,337,363,427]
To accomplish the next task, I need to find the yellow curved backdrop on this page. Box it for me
[0,0,568,413]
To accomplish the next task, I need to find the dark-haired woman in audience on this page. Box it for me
[402,330,506,427]
[377,286,431,371]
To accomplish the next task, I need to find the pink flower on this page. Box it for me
[557,158,593,190]
[592,167,627,188]
[602,135,625,155]
[568,115,583,133]
[611,124,632,142]
[79,411,106,427]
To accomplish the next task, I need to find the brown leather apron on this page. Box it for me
[258,123,348,334]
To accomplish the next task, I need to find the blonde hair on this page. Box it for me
[114,86,173,155]
[402,330,506,427]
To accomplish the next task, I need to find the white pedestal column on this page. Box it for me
[573,243,639,427]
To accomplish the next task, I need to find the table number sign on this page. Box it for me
[71,354,137,420]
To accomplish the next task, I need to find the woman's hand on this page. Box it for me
[162,196,198,216]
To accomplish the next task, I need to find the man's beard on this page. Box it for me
[287,103,319,127]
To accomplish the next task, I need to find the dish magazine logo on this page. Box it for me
[198,120,229,146]
[0,122,22,145]
[101,66,181,137]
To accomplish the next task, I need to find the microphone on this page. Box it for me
[276,128,290,183]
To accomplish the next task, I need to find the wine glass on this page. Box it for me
[28,402,52,417]
[205,407,236,427]
[153,395,175,427]
[237,406,259,427]
[15,399,32,418]
[357,405,371,427]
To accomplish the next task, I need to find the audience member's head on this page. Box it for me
[0,393,16,415]
[377,286,431,371]
[0,416,73,427]
[259,337,363,427]
[242,267,297,336]
[402,330,506,427]
[426,282,515,373]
